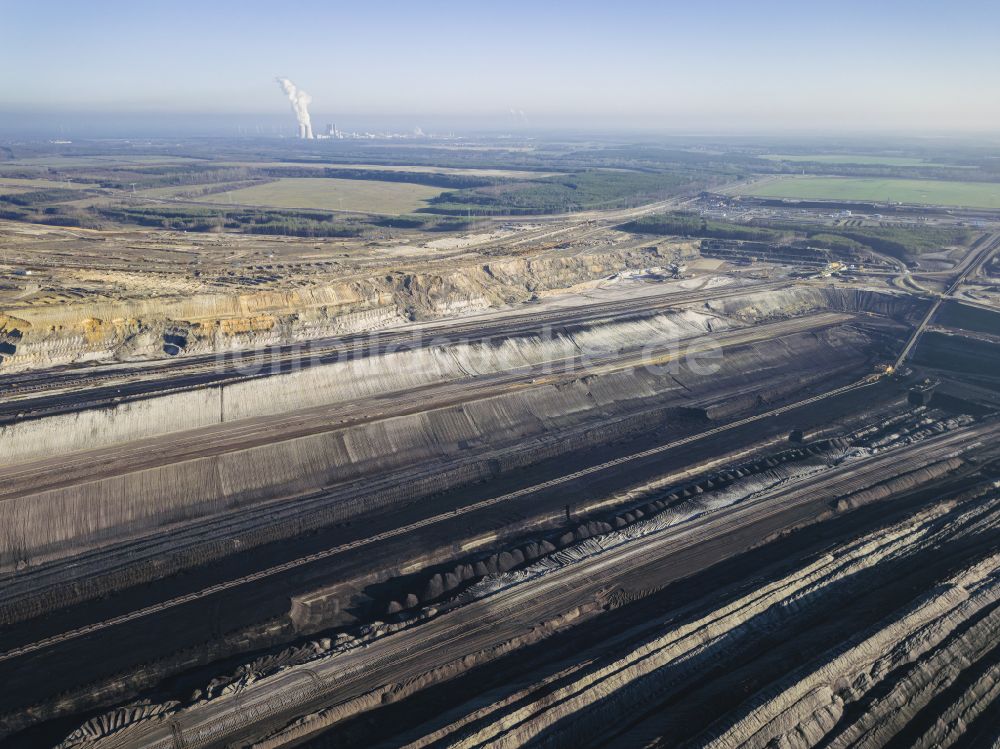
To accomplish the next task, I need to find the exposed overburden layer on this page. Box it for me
[0,243,695,369]
[0,284,915,467]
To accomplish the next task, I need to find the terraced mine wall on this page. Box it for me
[46,424,985,749]
[0,243,696,369]
[706,284,925,323]
[936,298,1000,337]
[700,239,882,268]
[0,324,877,571]
[0,285,921,467]
[0,306,727,465]
[352,486,997,749]
[914,329,1000,379]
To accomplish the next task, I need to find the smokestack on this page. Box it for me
[276,77,314,139]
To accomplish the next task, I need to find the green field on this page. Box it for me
[138,182,249,199]
[760,154,939,167]
[194,178,449,214]
[0,177,88,192]
[735,176,1000,209]
[215,162,561,179]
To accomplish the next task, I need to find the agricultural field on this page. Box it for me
[734,175,1000,208]
[1,155,207,167]
[0,184,35,196]
[193,177,449,214]
[215,162,563,179]
[0,177,88,193]
[760,154,940,167]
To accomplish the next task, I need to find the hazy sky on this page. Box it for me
[3,0,999,134]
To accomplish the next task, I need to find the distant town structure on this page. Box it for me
[316,123,343,140]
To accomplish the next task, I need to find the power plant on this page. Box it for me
[273,80,428,140]
[275,76,314,139]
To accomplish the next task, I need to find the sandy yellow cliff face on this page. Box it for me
[0,238,697,369]
[78,317,146,345]
[0,314,31,336]
[217,315,278,336]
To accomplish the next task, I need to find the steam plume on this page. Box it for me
[276,77,314,139]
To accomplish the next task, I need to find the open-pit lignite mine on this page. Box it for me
[2,205,1000,749]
